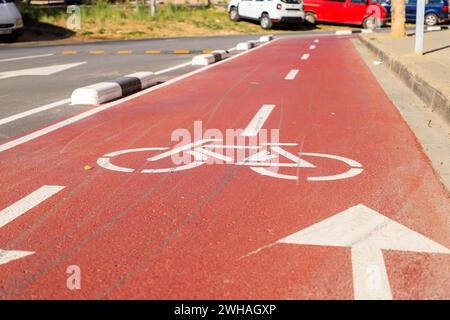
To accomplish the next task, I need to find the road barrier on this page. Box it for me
[236,41,256,50]
[71,38,269,105]
[336,29,373,35]
[191,50,230,66]
[71,72,157,106]
[259,35,274,42]
[426,26,449,32]
[192,54,217,66]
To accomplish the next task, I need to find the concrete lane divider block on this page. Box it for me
[125,72,157,89]
[259,35,274,42]
[212,50,228,60]
[192,54,216,66]
[71,72,160,106]
[426,26,442,31]
[71,82,122,106]
[114,76,142,97]
[236,41,255,51]
[335,30,353,35]
[336,29,373,35]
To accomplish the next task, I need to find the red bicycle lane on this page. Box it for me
[0,35,448,299]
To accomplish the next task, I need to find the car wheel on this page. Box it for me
[229,7,240,22]
[304,13,317,26]
[260,14,273,30]
[363,16,378,30]
[424,13,439,26]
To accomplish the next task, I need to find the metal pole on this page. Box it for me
[151,0,157,16]
[415,0,426,54]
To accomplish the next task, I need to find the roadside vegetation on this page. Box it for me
[17,1,281,42]
[13,1,348,43]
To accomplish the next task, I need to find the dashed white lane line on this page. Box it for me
[0,185,65,229]
[0,53,54,63]
[314,39,319,43]
[284,69,299,80]
[241,104,276,137]
[0,98,70,127]
[309,45,316,50]
[301,54,310,60]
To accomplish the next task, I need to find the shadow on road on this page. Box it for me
[0,5,75,44]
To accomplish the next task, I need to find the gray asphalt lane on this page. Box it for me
[0,53,194,116]
[0,54,198,140]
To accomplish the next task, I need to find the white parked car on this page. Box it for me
[228,0,305,29]
[0,0,23,40]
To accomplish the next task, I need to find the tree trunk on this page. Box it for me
[391,0,406,37]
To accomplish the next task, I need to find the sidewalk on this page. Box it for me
[359,30,450,125]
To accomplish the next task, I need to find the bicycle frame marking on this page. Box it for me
[97,139,364,181]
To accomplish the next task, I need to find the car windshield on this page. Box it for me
[281,0,300,3]
[0,0,15,3]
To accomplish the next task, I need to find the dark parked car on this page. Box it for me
[381,0,449,26]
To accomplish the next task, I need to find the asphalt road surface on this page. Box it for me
[0,33,449,299]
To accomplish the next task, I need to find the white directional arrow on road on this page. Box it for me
[0,62,86,80]
[0,250,34,266]
[0,185,65,265]
[277,204,450,300]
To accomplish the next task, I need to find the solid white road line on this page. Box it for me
[154,61,192,75]
[0,185,65,229]
[301,54,310,60]
[242,104,276,137]
[284,69,299,80]
[0,39,276,154]
[309,45,316,50]
[0,53,54,63]
[0,98,70,126]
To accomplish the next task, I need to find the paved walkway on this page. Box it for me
[360,30,450,124]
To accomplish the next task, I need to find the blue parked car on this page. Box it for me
[381,0,449,26]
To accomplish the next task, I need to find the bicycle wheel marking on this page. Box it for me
[96,140,365,182]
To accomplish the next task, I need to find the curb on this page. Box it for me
[426,25,449,32]
[336,29,374,35]
[71,72,158,106]
[358,35,450,125]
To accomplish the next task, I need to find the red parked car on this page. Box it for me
[303,0,388,29]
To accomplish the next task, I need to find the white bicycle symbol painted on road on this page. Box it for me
[97,138,364,181]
